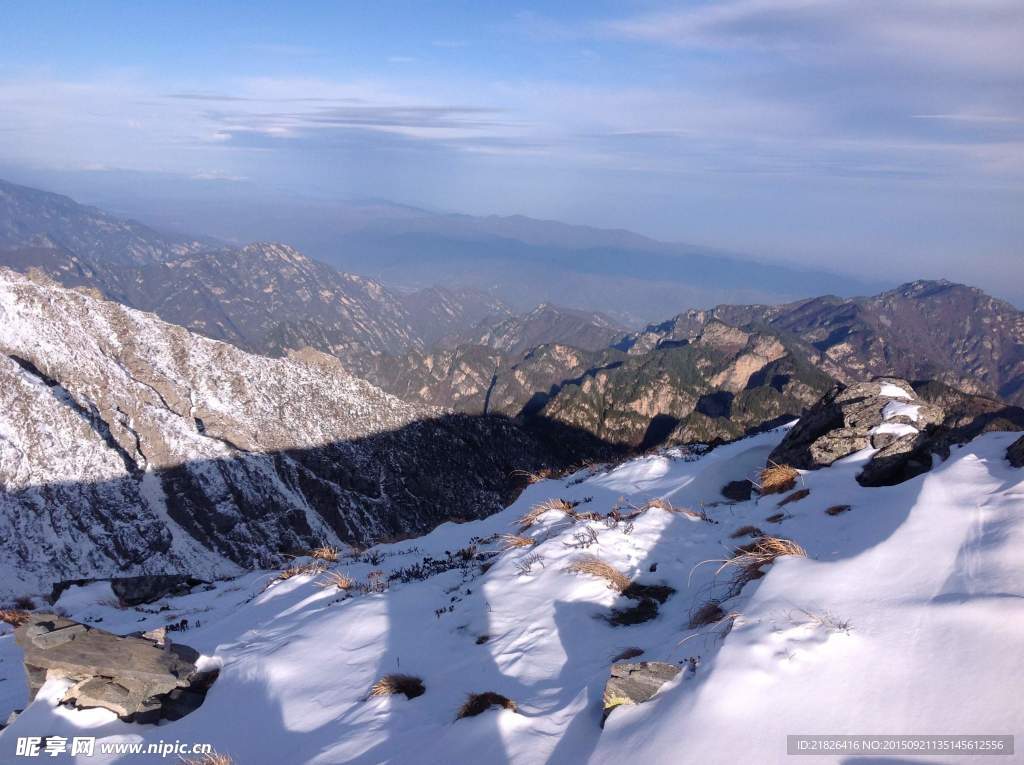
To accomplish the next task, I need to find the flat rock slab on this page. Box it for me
[13,613,208,723]
[603,661,681,722]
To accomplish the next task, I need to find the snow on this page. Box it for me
[882,399,922,422]
[2,428,1022,764]
[870,421,919,437]
[878,382,912,400]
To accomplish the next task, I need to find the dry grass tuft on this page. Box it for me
[516,498,577,528]
[825,504,852,516]
[181,753,233,765]
[0,609,31,627]
[270,560,326,586]
[512,468,556,485]
[644,497,675,512]
[316,570,356,591]
[724,536,807,585]
[765,512,786,524]
[308,544,339,562]
[456,691,518,719]
[729,525,764,539]
[565,555,631,593]
[756,462,800,495]
[369,673,425,700]
[499,534,536,551]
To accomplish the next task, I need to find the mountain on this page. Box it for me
[624,280,1024,405]
[445,303,628,355]
[3,176,889,322]
[0,178,629,361]
[0,177,210,266]
[0,269,609,600]
[355,321,834,450]
[399,285,512,349]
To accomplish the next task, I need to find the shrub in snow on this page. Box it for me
[369,674,425,700]
[456,692,518,719]
[757,462,800,495]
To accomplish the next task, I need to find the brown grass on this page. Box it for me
[181,753,233,765]
[644,497,675,512]
[825,504,852,516]
[499,533,536,550]
[765,512,786,524]
[724,536,807,584]
[565,555,631,593]
[270,560,326,586]
[516,498,577,528]
[512,468,556,485]
[308,544,339,562]
[729,525,764,539]
[0,609,31,627]
[777,488,811,507]
[756,462,800,495]
[369,674,425,700]
[316,570,356,591]
[456,691,518,719]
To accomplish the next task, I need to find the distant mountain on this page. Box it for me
[0,269,604,598]
[0,179,598,361]
[624,280,1024,405]
[0,178,210,266]
[400,285,512,349]
[445,303,628,355]
[17,175,889,322]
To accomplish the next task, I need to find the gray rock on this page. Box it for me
[1008,435,1024,467]
[602,661,681,722]
[721,480,754,502]
[769,379,944,487]
[13,613,212,723]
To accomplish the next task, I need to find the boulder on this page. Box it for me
[602,661,681,723]
[721,479,754,502]
[1009,435,1024,468]
[13,614,213,723]
[769,379,943,487]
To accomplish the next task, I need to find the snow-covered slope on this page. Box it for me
[3,426,1021,763]
[0,269,565,601]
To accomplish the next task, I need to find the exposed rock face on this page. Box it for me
[1009,436,1024,467]
[14,614,212,723]
[769,379,943,485]
[769,378,1024,487]
[602,661,681,722]
[0,270,595,599]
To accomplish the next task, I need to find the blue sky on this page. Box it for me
[1,1,1022,295]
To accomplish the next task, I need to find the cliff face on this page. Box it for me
[0,270,577,599]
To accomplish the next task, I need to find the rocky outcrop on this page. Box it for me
[769,378,1024,486]
[1007,436,1024,467]
[602,661,681,722]
[14,614,214,723]
[769,379,944,486]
